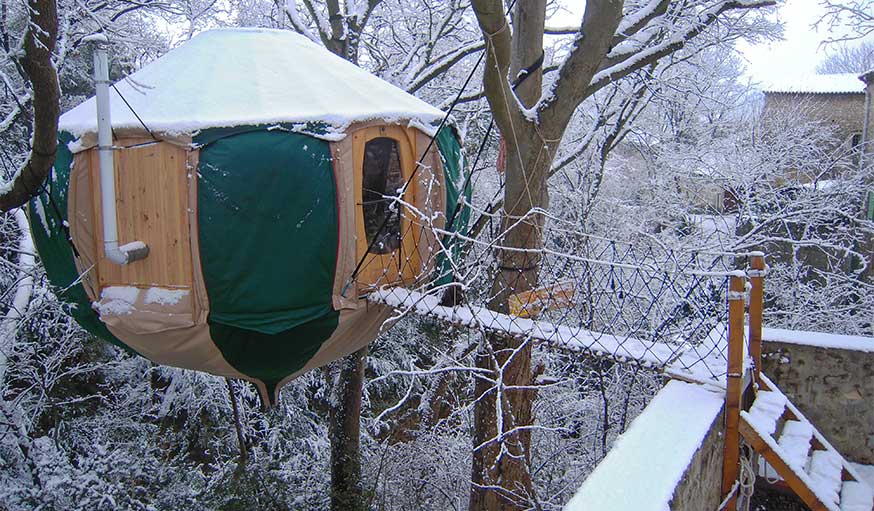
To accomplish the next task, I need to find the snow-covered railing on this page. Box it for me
[362,199,769,511]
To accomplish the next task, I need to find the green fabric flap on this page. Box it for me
[434,126,471,285]
[27,132,136,354]
[209,313,339,403]
[197,130,339,335]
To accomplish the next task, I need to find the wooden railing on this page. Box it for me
[720,252,766,510]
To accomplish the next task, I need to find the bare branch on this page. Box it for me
[544,25,580,35]
[407,40,484,94]
[538,0,624,137]
[816,0,874,43]
[470,0,523,136]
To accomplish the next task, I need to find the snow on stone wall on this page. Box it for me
[564,380,725,511]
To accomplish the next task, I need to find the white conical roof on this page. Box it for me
[60,28,445,138]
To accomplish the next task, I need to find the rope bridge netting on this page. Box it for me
[353,179,755,384]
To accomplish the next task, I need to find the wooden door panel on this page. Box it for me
[353,126,421,291]
[90,139,193,289]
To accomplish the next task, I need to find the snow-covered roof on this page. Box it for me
[60,28,445,138]
[761,73,865,94]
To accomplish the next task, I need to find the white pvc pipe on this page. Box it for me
[89,36,148,265]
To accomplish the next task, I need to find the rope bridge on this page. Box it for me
[357,193,757,384]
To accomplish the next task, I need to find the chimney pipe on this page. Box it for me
[86,34,149,265]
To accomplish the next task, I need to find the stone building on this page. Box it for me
[757,73,874,282]
[762,73,868,177]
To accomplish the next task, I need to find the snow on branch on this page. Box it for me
[0,210,35,386]
[282,0,322,44]
[407,39,484,93]
[584,0,775,97]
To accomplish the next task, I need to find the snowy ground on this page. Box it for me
[761,327,874,353]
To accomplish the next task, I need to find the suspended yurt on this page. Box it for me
[28,28,468,405]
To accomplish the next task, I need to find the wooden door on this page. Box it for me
[352,125,421,290]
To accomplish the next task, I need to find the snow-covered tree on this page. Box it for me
[816,40,874,74]
[464,1,775,507]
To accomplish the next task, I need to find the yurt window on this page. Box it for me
[362,137,403,254]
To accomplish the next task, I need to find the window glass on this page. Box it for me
[362,137,403,254]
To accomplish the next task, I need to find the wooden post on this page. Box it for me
[722,274,746,510]
[748,253,765,387]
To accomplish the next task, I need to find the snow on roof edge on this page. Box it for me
[762,327,874,353]
[760,73,865,94]
[563,380,724,511]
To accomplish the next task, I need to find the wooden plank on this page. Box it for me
[721,275,746,509]
[740,417,830,511]
[749,254,765,386]
[508,280,575,318]
[90,139,193,290]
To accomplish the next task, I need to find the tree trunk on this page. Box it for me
[0,0,60,213]
[468,2,555,507]
[328,347,367,511]
[469,126,557,510]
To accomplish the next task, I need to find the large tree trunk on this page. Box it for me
[0,0,60,213]
[468,1,617,508]
[468,2,550,508]
[469,125,557,510]
[327,347,367,511]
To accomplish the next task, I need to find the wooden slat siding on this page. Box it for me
[90,139,193,289]
[740,417,830,511]
[749,254,765,386]
[86,149,103,288]
[721,274,746,509]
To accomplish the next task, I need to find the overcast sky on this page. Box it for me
[553,0,874,88]
[736,0,873,86]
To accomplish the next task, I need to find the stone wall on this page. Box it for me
[761,338,874,464]
[670,408,726,511]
